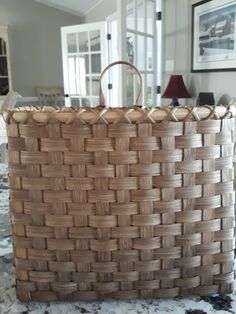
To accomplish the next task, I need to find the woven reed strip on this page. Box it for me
[5,105,236,301]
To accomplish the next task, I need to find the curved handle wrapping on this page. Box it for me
[99,61,143,108]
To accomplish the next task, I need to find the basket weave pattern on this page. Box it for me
[5,106,236,301]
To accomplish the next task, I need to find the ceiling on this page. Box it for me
[34,0,102,17]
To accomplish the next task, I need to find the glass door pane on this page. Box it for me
[67,33,77,53]
[137,35,145,71]
[127,32,135,64]
[0,78,9,95]
[146,74,154,106]
[90,30,101,51]
[0,38,7,55]
[91,54,101,74]
[127,0,135,30]
[78,32,89,52]
[137,0,145,33]
[147,0,155,35]
[91,76,100,96]
[147,38,153,71]
[0,57,8,76]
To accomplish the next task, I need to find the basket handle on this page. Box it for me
[99,60,143,108]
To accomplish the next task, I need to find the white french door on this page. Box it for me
[126,0,158,106]
[61,1,162,107]
[107,0,161,107]
[61,22,107,107]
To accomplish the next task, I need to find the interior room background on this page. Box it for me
[0,0,235,105]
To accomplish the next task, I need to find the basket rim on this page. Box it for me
[3,104,236,124]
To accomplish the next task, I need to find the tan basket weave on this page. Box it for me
[3,61,236,301]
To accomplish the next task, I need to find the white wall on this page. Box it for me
[0,0,81,96]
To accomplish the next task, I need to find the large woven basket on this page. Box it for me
[3,61,236,301]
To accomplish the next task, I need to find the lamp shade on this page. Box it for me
[162,75,191,99]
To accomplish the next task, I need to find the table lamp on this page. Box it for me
[197,92,215,106]
[162,75,191,106]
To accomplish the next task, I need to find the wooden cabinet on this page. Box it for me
[0,26,12,97]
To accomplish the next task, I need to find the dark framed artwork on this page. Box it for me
[191,0,236,72]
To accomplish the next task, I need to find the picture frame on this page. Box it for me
[191,0,236,72]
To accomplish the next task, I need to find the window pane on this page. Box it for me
[127,72,134,106]
[147,38,153,70]
[91,76,100,96]
[126,0,134,30]
[0,78,9,95]
[84,55,90,74]
[91,97,99,107]
[146,74,153,106]
[127,72,141,107]
[80,76,90,96]
[90,30,101,51]
[78,32,89,52]
[127,32,134,64]
[147,0,155,35]
[137,35,145,71]
[91,54,101,74]
[78,54,89,75]
[68,56,77,94]
[0,38,7,55]
[0,57,8,76]
[68,56,89,95]
[67,33,77,53]
[69,97,80,106]
[81,98,91,106]
[137,0,144,33]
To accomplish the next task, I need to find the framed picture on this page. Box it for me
[191,0,236,72]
